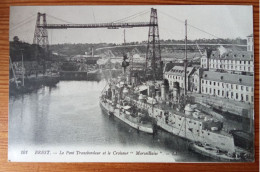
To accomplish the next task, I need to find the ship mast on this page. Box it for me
[184,20,187,138]
[124,29,126,45]
[184,20,187,96]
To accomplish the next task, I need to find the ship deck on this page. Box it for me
[125,91,232,137]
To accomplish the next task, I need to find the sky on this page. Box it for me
[9,5,253,44]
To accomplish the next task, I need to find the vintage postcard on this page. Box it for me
[9,5,254,162]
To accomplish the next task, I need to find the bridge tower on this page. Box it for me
[33,12,49,74]
[33,12,49,52]
[145,8,162,81]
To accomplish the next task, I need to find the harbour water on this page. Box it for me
[9,80,215,162]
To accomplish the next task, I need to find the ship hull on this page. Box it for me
[188,142,240,162]
[128,97,237,154]
[99,99,153,134]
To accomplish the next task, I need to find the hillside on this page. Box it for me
[49,38,247,58]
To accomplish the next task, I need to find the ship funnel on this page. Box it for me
[161,84,166,101]
[161,79,169,101]
[156,91,161,100]
[172,82,180,103]
[148,85,155,97]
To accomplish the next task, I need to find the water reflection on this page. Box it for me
[9,80,212,162]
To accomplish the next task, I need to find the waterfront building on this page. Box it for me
[164,66,195,91]
[201,50,254,75]
[247,34,254,52]
[163,61,183,73]
[190,68,204,93]
[201,71,254,104]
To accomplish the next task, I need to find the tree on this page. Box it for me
[13,36,19,42]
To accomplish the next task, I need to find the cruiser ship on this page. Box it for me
[99,73,252,161]
[100,77,154,134]
[99,23,252,162]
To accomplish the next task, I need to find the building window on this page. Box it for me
[217,90,220,95]
[246,87,248,91]
[209,81,211,85]
[236,93,238,99]
[236,85,238,89]
[246,95,249,101]
[222,91,224,96]
[209,88,211,94]
[241,86,243,90]
[213,82,215,86]
[251,96,254,102]
[231,92,233,98]
[206,87,208,93]
[241,94,244,101]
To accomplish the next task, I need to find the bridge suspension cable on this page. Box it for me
[91,7,103,43]
[158,10,222,40]
[46,14,75,24]
[10,14,36,31]
[111,9,150,23]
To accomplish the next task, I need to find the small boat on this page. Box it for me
[188,141,242,162]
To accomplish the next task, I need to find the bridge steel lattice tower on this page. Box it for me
[145,8,162,81]
[33,9,162,78]
[33,12,49,52]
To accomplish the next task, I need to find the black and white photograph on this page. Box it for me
[8,5,254,162]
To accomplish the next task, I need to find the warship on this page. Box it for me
[99,71,252,161]
[99,22,252,162]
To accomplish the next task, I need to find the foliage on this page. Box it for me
[48,38,247,57]
[10,39,47,62]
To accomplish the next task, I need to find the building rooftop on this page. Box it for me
[165,66,195,77]
[210,50,254,61]
[202,71,253,87]
[164,62,176,72]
